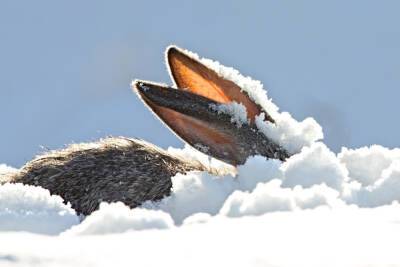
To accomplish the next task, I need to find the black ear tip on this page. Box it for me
[166,45,186,60]
[132,80,158,98]
[131,79,145,92]
[166,45,179,53]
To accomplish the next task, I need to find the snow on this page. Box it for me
[280,142,347,190]
[209,101,249,127]
[338,145,400,186]
[220,181,344,217]
[256,112,323,154]
[1,207,400,267]
[64,202,174,236]
[2,48,400,266]
[0,183,79,235]
[143,142,400,223]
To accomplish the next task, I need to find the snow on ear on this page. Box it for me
[166,46,272,124]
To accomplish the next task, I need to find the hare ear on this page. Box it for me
[166,46,272,123]
[133,81,248,165]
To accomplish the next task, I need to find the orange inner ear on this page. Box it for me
[141,95,241,165]
[168,48,267,123]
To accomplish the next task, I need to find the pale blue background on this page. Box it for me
[1,1,399,167]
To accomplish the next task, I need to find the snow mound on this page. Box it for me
[0,183,79,235]
[2,206,400,267]
[4,135,400,239]
[142,171,236,224]
[144,142,400,224]
[281,142,347,190]
[339,145,400,186]
[220,180,344,217]
[64,202,173,236]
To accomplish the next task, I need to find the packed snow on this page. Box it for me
[1,47,400,266]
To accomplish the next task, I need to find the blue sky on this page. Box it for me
[1,0,400,167]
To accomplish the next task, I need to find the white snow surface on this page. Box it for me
[2,143,400,266]
[63,203,174,236]
[2,49,400,266]
[209,101,249,127]
[0,183,79,235]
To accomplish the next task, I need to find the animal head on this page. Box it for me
[133,46,289,166]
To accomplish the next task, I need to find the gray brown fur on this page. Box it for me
[4,137,206,215]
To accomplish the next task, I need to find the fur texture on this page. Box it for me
[5,137,205,215]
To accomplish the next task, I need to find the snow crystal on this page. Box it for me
[209,102,249,127]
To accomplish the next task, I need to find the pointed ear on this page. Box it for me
[133,81,248,165]
[166,46,273,123]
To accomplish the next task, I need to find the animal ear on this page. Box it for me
[134,81,249,165]
[166,46,273,123]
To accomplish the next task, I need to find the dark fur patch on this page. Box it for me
[7,137,204,215]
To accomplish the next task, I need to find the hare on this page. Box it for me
[3,46,289,215]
